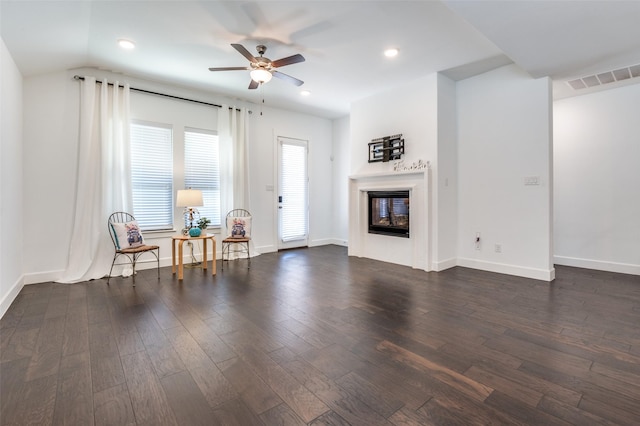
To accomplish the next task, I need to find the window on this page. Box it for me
[130,121,173,230]
[184,128,221,227]
[130,121,221,231]
[279,140,308,242]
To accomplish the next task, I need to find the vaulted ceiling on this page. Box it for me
[2,1,640,119]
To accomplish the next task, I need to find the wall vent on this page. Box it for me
[567,64,640,90]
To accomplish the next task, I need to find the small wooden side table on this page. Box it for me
[171,234,216,280]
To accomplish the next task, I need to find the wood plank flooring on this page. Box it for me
[2,245,640,425]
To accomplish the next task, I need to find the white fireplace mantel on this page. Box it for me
[349,169,425,181]
[348,169,431,271]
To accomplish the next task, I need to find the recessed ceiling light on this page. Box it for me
[384,48,399,58]
[301,90,311,96]
[118,39,135,49]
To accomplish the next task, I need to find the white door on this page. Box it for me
[277,137,309,250]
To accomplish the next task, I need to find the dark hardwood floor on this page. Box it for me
[2,245,640,425]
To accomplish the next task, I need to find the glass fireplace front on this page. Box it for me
[368,190,409,238]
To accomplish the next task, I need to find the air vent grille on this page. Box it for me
[567,64,640,90]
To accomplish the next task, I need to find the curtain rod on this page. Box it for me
[73,75,247,112]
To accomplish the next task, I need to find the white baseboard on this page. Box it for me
[432,257,457,271]
[24,257,182,284]
[457,258,555,282]
[255,244,277,254]
[0,275,24,319]
[310,238,347,247]
[24,269,64,285]
[554,256,640,276]
[255,240,346,253]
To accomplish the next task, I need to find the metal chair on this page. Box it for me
[107,212,160,286]
[221,209,251,270]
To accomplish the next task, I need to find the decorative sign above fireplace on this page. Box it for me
[368,134,404,163]
[368,190,410,238]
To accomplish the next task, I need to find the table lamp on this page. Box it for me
[176,189,203,233]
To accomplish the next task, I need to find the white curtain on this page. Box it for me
[219,105,249,213]
[58,78,132,283]
[218,105,258,256]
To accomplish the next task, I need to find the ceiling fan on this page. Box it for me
[209,43,305,89]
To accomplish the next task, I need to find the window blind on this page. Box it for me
[280,142,308,242]
[184,128,221,227]
[130,121,173,230]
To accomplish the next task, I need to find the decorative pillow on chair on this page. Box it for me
[226,216,251,239]
[110,220,145,249]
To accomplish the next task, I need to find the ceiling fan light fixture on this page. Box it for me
[250,69,272,84]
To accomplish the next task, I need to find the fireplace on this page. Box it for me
[368,190,410,238]
[349,170,428,270]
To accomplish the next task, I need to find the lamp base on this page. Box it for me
[183,207,200,232]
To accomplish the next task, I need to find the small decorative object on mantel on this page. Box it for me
[189,227,202,237]
[368,134,404,163]
[393,159,430,172]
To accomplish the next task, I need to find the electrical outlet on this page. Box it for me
[495,243,502,253]
[524,176,540,186]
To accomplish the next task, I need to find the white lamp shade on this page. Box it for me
[176,189,203,207]
[250,68,272,83]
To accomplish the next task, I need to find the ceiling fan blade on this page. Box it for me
[231,43,258,63]
[248,79,259,90]
[271,54,305,68]
[208,66,248,72]
[272,71,304,86]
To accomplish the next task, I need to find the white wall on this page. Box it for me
[554,84,640,275]
[22,71,78,283]
[250,106,334,253]
[351,74,438,176]
[457,64,554,281]
[21,68,334,283]
[435,74,458,270]
[350,74,437,269]
[332,115,350,246]
[1,38,24,317]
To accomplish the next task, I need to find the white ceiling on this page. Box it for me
[2,1,640,119]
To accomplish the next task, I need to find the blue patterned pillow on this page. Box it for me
[226,216,251,238]
[110,220,144,249]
